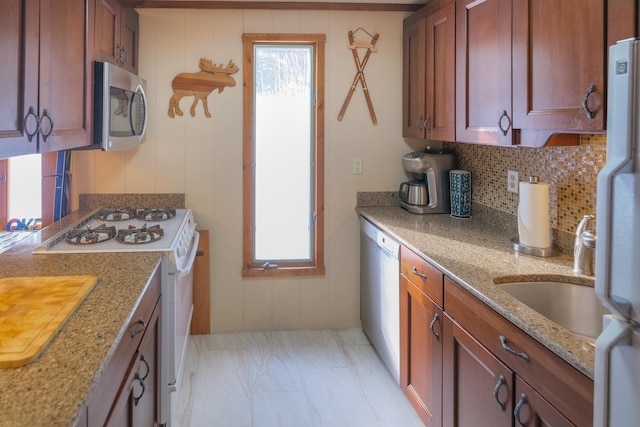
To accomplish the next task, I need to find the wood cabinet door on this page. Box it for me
[512,0,605,132]
[443,313,514,427]
[119,6,139,75]
[455,0,513,145]
[95,0,122,66]
[0,0,39,157]
[425,2,455,142]
[513,377,574,427]
[400,275,443,427]
[38,0,93,152]
[403,18,426,139]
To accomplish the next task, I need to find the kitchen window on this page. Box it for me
[242,33,325,277]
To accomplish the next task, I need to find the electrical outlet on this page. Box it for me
[353,158,363,175]
[507,170,519,193]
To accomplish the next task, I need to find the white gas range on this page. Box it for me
[34,207,199,427]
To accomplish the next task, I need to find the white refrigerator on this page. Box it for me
[595,37,640,426]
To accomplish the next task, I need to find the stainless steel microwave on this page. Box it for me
[93,61,147,151]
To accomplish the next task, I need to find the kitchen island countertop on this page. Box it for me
[357,206,595,380]
[0,209,163,427]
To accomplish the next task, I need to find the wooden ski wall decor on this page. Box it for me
[338,28,379,124]
[168,58,239,118]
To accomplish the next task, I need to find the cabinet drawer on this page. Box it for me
[444,276,593,426]
[87,265,161,426]
[400,246,443,307]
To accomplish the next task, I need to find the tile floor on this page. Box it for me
[176,329,424,427]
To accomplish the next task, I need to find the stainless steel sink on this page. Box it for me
[495,279,609,343]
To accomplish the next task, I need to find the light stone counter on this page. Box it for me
[0,211,163,427]
[357,206,595,380]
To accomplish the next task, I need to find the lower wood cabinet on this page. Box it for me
[443,276,593,427]
[85,264,162,426]
[397,246,593,427]
[442,312,514,426]
[106,300,160,426]
[400,246,444,427]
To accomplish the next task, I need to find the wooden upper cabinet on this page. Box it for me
[455,0,514,146]
[95,0,139,74]
[0,0,92,158]
[425,2,455,142]
[512,0,605,133]
[402,0,455,141]
[0,0,39,158]
[402,17,426,139]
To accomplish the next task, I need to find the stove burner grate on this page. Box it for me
[136,207,177,221]
[97,208,137,221]
[66,224,117,245]
[117,224,164,244]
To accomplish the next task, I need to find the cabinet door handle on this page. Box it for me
[499,335,529,361]
[41,109,54,142]
[514,393,528,426]
[412,266,427,280]
[131,318,146,338]
[582,84,596,120]
[133,372,146,406]
[139,354,150,381]
[492,375,507,411]
[415,115,424,130]
[115,44,123,65]
[121,48,128,67]
[25,106,41,142]
[429,313,440,341]
[423,115,432,132]
[498,110,511,136]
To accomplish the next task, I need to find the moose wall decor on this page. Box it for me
[168,58,239,118]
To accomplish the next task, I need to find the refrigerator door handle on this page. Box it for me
[594,317,631,427]
[596,39,637,317]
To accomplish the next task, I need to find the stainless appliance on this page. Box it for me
[594,37,640,426]
[360,217,400,383]
[34,207,199,427]
[399,150,455,214]
[93,61,148,151]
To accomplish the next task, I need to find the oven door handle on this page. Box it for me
[176,230,200,275]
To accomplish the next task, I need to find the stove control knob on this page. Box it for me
[178,245,187,257]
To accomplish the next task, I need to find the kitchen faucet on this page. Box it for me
[573,215,596,276]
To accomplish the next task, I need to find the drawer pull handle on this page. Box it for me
[429,313,440,341]
[493,375,506,411]
[140,354,150,381]
[133,372,146,406]
[514,393,529,426]
[499,335,529,361]
[131,318,146,338]
[412,266,427,280]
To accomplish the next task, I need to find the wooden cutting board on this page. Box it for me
[0,275,98,368]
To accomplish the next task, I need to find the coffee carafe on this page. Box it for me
[399,150,455,214]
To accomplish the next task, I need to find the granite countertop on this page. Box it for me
[357,206,595,380]
[0,210,163,427]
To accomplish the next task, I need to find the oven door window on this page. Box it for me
[109,86,146,138]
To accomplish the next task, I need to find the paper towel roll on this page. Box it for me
[518,181,551,248]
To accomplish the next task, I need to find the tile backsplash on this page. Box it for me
[443,134,607,252]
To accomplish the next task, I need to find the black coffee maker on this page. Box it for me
[399,150,455,214]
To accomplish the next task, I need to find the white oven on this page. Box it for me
[34,207,199,427]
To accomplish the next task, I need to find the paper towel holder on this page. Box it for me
[510,237,559,257]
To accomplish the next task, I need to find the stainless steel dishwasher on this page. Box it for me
[360,217,400,383]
